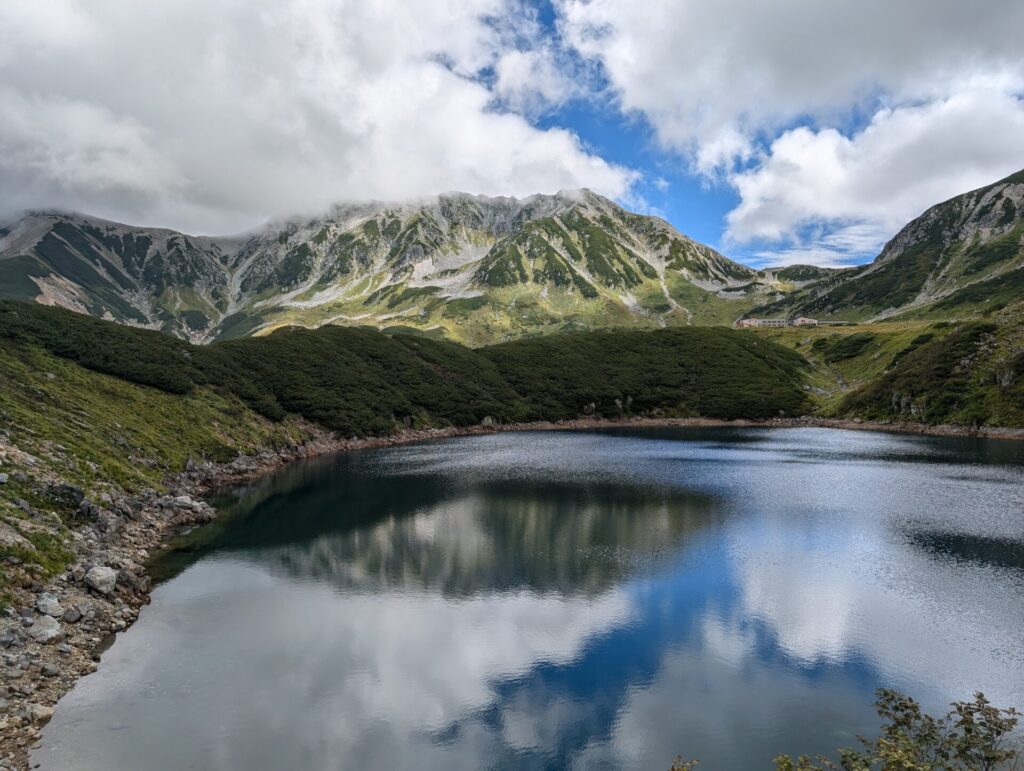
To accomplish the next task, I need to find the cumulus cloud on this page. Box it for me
[556,0,1024,263]
[0,0,634,234]
[558,0,1024,167]
[727,82,1024,264]
[493,48,580,116]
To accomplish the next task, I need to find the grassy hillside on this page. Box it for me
[0,338,314,606]
[838,321,1024,426]
[752,317,1024,426]
[752,322,936,407]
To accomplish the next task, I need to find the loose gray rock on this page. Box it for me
[36,593,63,618]
[62,606,82,624]
[85,566,117,595]
[25,703,54,724]
[0,473,8,484]
[28,615,62,644]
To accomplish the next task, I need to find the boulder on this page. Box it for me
[28,615,62,644]
[25,703,54,724]
[85,566,118,595]
[77,499,100,520]
[35,593,63,618]
[0,472,7,484]
[49,482,85,507]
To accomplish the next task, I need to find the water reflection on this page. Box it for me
[260,482,718,596]
[904,529,1024,572]
[35,429,1024,770]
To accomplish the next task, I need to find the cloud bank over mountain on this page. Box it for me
[0,0,632,234]
[2,0,1022,265]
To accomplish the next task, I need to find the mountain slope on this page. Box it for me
[1,192,800,344]
[0,300,812,434]
[747,168,1024,322]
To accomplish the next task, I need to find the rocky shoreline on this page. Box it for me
[1,415,1021,769]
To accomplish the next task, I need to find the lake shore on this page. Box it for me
[3,414,1022,768]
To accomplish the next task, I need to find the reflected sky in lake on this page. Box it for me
[36,428,1024,770]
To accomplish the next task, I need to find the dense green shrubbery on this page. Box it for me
[840,323,1024,425]
[482,327,811,420]
[811,332,878,363]
[0,301,811,434]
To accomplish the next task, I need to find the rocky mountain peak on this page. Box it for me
[0,190,794,344]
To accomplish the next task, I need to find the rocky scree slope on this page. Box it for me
[0,192,811,344]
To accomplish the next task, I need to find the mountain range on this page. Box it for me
[0,191,833,344]
[2,169,1022,345]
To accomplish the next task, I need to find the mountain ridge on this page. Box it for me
[746,167,1024,322]
[0,191,806,344]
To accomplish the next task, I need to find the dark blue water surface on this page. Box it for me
[35,428,1024,770]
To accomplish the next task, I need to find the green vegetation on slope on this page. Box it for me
[927,265,1024,317]
[0,329,314,602]
[482,327,811,420]
[840,322,1024,425]
[0,300,812,437]
[752,322,935,409]
[810,332,878,363]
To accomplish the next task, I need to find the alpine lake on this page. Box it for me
[33,427,1024,770]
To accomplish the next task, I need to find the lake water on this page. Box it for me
[35,427,1024,770]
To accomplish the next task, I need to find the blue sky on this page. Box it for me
[510,0,751,262]
[536,99,742,256]
[2,0,1023,268]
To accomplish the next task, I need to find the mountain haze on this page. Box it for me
[0,192,807,344]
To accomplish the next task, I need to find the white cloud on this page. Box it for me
[556,0,1024,264]
[748,224,890,269]
[558,0,1024,167]
[493,48,580,116]
[0,0,634,234]
[727,82,1024,262]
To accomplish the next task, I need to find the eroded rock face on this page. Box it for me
[84,566,117,595]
